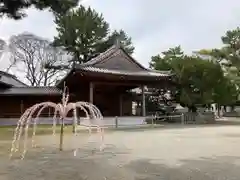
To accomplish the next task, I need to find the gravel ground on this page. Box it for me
[1,124,240,180]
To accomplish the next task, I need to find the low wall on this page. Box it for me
[184,112,215,124]
[0,112,215,126]
[0,116,146,126]
[223,111,240,117]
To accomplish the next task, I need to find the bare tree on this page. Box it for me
[0,39,6,59]
[8,33,69,86]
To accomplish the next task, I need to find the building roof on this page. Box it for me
[0,87,62,96]
[78,44,172,77]
[82,44,148,70]
[0,71,27,87]
[0,71,62,96]
[57,45,173,87]
[76,65,172,77]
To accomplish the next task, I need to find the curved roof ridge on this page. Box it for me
[147,68,173,74]
[83,45,118,66]
[81,44,148,71]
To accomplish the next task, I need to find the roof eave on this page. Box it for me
[77,68,172,80]
[55,68,74,88]
[0,93,61,96]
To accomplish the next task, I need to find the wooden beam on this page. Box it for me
[20,100,24,114]
[75,72,171,84]
[92,81,141,86]
[119,94,123,116]
[141,85,146,117]
[89,82,94,103]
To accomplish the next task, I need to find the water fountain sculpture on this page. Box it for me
[10,85,104,159]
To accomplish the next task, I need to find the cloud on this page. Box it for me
[1,0,240,69]
[0,8,56,42]
[83,0,240,66]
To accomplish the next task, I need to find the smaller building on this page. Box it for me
[0,71,61,119]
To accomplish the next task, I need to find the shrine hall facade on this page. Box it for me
[0,45,174,123]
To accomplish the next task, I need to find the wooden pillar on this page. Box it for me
[20,100,24,114]
[119,94,123,116]
[141,85,146,117]
[89,82,94,103]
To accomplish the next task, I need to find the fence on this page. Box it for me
[0,112,215,127]
[145,114,184,125]
[0,116,147,127]
[145,112,215,125]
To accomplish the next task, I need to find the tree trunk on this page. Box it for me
[43,72,48,86]
[217,104,220,117]
[187,105,198,122]
[188,105,197,112]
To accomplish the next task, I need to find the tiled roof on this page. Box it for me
[83,45,117,66]
[0,71,27,87]
[77,66,172,77]
[57,44,173,87]
[0,87,61,95]
[78,44,172,77]
[83,44,147,70]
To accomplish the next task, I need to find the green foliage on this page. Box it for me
[213,78,238,105]
[149,46,235,110]
[0,0,79,19]
[54,6,109,64]
[222,27,240,48]
[196,48,227,63]
[53,5,134,64]
[175,56,224,106]
[150,46,183,71]
[196,27,240,102]
[96,30,134,55]
[220,28,240,87]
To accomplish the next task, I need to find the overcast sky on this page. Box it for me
[0,0,240,69]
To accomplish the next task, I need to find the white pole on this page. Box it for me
[181,113,184,125]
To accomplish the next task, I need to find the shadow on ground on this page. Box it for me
[1,146,240,180]
[0,144,132,180]
[126,156,240,180]
[1,120,240,180]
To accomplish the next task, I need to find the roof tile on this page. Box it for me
[0,87,61,95]
[79,66,172,77]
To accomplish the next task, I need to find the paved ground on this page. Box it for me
[1,123,240,180]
